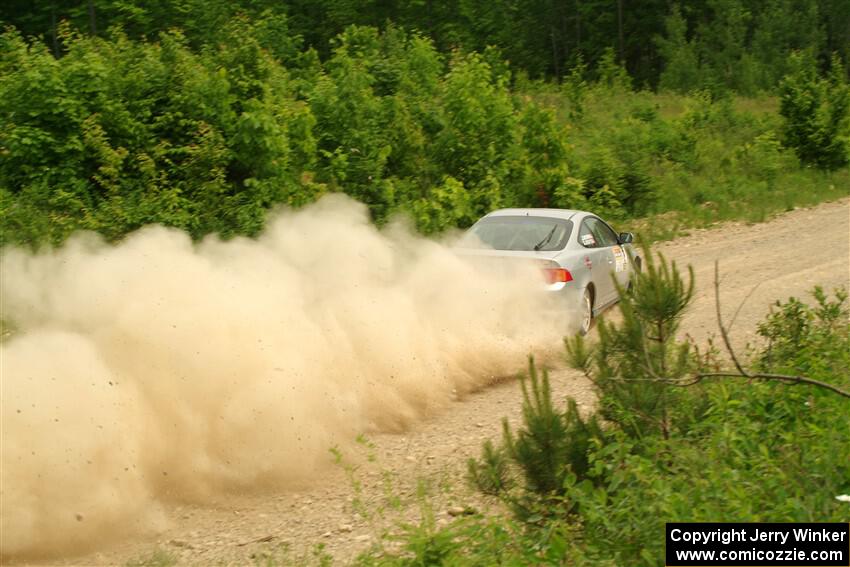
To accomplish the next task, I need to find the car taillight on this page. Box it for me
[543,267,573,284]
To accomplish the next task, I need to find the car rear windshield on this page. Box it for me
[459,216,573,251]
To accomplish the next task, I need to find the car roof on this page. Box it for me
[482,208,586,221]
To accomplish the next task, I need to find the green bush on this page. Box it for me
[463,358,608,526]
[1,23,591,246]
[1,20,847,250]
[779,52,850,170]
[453,252,850,566]
[0,23,317,244]
[571,250,708,441]
[757,286,850,381]
[502,360,607,498]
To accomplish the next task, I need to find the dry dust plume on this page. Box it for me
[1,195,571,559]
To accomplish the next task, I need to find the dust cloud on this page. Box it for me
[1,195,572,559]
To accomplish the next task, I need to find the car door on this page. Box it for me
[589,217,631,290]
[577,217,617,308]
[586,217,629,305]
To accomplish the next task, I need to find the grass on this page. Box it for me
[525,82,849,242]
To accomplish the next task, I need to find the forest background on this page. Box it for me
[1,0,848,247]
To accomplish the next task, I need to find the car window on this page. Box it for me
[578,220,599,248]
[460,216,573,251]
[587,217,619,247]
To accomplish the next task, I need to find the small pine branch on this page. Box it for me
[467,440,512,496]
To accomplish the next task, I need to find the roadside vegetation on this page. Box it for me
[2,4,848,248]
[355,253,850,566]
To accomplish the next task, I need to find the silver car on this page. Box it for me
[456,208,641,335]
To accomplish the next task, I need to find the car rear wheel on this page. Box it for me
[579,288,593,336]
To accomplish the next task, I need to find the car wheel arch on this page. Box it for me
[585,282,596,310]
[577,283,595,336]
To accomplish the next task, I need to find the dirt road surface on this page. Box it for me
[23,198,850,566]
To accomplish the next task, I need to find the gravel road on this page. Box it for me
[33,198,850,566]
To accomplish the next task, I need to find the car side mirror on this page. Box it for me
[618,232,634,244]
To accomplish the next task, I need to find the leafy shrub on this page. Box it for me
[734,131,798,188]
[595,48,632,92]
[574,280,850,562]
[431,51,517,213]
[0,23,317,244]
[563,285,850,563]
[407,176,472,234]
[0,23,587,245]
[779,52,850,170]
[757,286,850,380]
[459,248,850,566]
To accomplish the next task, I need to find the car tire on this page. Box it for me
[578,288,593,336]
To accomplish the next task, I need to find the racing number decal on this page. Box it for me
[612,246,628,272]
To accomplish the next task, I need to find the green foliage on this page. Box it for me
[0,23,317,244]
[408,176,473,234]
[561,287,850,565]
[464,358,607,523]
[757,286,850,381]
[440,252,850,567]
[516,101,575,209]
[750,0,823,88]
[3,0,848,91]
[432,51,516,214]
[503,360,570,496]
[0,23,580,245]
[779,52,850,170]
[696,0,757,95]
[655,5,701,93]
[595,47,632,92]
[308,26,395,217]
[466,439,510,496]
[548,81,847,238]
[735,131,798,189]
[570,249,701,440]
[2,5,849,566]
[1,13,848,248]
[655,0,830,94]
[365,513,563,566]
